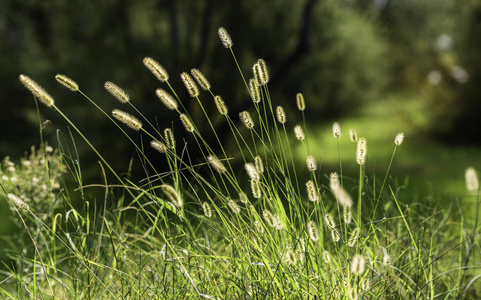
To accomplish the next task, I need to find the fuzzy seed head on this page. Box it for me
[322,250,331,264]
[465,167,479,193]
[348,228,360,247]
[214,95,228,115]
[164,128,175,149]
[245,162,260,180]
[240,111,255,129]
[330,172,340,190]
[249,79,261,104]
[160,184,182,208]
[394,132,404,146]
[202,202,212,218]
[325,213,336,229]
[296,93,305,111]
[332,186,353,207]
[294,125,305,141]
[105,81,129,103]
[349,129,358,142]
[262,210,275,228]
[250,179,262,199]
[307,220,319,242]
[306,156,317,172]
[191,68,211,91]
[284,248,297,266]
[306,180,319,202]
[330,228,340,242]
[180,72,199,98]
[227,199,241,214]
[112,109,142,130]
[356,138,367,165]
[155,88,178,110]
[218,27,233,48]
[253,59,269,85]
[55,74,78,91]
[19,74,54,107]
[207,155,227,174]
[239,192,249,204]
[150,140,167,154]
[276,106,287,124]
[8,194,29,211]
[344,205,352,224]
[254,220,265,234]
[273,214,283,230]
[179,114,195,133]
[351,254,365,275]
[254,156,264,174]
[143,57,169,82]
[332,122,341,138]
[381,247,391,265]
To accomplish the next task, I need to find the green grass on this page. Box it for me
[1,27,481,299]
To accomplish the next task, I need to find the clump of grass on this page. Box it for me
[2,26,481,299]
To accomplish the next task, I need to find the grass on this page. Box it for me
[1,27,481,299]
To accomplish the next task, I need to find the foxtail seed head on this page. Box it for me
[254,156,264,174]
[306,180,319,202]
[276,106,287,124]
[160,184,182,208]
[465,167,479,193]
[306,156,317,172]
[214,95,228,115]
[332,186,353,208]
[254,220,265,234]
[325,213,336,229]
[240,111,255,129]
[262,210,275,228]
[105,81,129,103]
[112,109,142,130]
[284,248,297,266]
[330,172,340,190]
[150,140,167,154]
[307,220,319,242]
[164,128,175,149]
[381,247,391,265]
[330,228,340,242]
[395,132,404,146]
[155,88,178,110]
[55,74,78,91]
[180,72,199,97]
[179,114,195,133]
[250,179,262,199]
[348,228,360,247]
[296,93,305,111]
[249,79,261,103]
[218,27,233,48]
[239,192,249,204]
[351,254,365,275]
[343,205,352,224]
[191,68,211,91]
[245,162,260,180]
[19,74,54,107]
[356,138,367,165]
[332,122,341,138]
[227,199,241,214]
[207,155,227,174]
[143,57,169,82]
[253,60,269,86]
[349,129,358,142]
[294,125,305,141]
[322,251,331,264]
[202,202,212,218]
[8,194,29,211]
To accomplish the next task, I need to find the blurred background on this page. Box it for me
[1,0,481,236]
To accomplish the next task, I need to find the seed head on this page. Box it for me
[250,179,262,199]
[332,122,341,138]
[254,156,264,174]
[465,167,479,193]
[253,59,269,86]
[347,228,360,247]
[19,74,54,107]
[262,210,275,228]
[306,180,319,202]
[332,186,353,207]
[296,93,305,111]
[202,202,212,218]
[227,199,241,214]
[55,74,78,91]
[218,27,233,48]
[164,128,175,149]
[207,155,227,174]
[330,172,340,190]
[276,106,287,124]
[249,79,261,103]
[381,247,391,265]
[322,250,331,264]
[349,129,358,142]
[105,81,129,103]
[214,95,228,115]
[245,162,260,180]
[343,205,352,224]
[191,68,211,91]
[240,111,255,129]
[239,191,249,204]
[307,220,319,242]
[180,72,199,97]
[150,140,167,154]
[294,125,305,141]
[330,228,340,242]
[273,214,283,230]
[155,88,178,110]
[160,184,182,208]
[112,109,142,130]
[143,57,169,82]
[284,248,297,266]
[179,114,195,133]
[351,254,365,275]
[395,132,404,146]
[325,213,336,229]
[356,138,367,165]
[254,220,265,234]
[8,194,29,211]
[306,156,317,172]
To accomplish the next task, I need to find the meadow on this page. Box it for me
[1,27,480,299]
